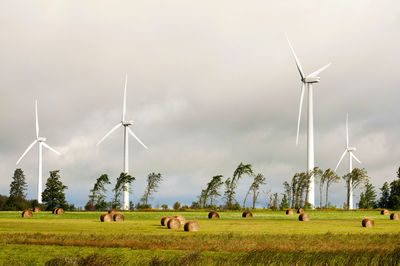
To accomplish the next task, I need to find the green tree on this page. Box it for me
[112,172,135,209]
[9,168,27,200]
[280,194,290,209]
[272,193,279,210]
[243,173,266,208]
[342,168,369,210]
[388,167,400,210]
[358,182,376,209]
[283,181,292,208]
[199,175,224,208]
[173,201,181,210]
[323,169,340,208]
[161,204,168,210]
[86,174,110,211]
[313,167,324,208]
[141,173,163,206]
[224,163,253,209]
[41,170,68,210]
[378,182,390,209]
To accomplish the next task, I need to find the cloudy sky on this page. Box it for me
[0,0,399,208]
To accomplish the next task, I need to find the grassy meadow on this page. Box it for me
[0,210,399,265]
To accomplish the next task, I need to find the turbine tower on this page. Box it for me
[16,100,61,204]
[286,33,331,208]
[97,75,148,210]
[334,113,361,210]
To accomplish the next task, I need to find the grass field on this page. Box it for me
[0,210,399,265]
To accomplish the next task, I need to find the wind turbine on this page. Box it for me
[334,113,361,210]
[97,75,148,210]
[16,100,61,204]
[286,33,331,208]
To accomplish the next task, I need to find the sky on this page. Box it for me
[0,0,399,209]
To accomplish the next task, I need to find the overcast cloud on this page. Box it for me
[0,0,399,208]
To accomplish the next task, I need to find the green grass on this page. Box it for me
[0,210,399,265]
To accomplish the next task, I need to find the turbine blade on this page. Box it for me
[35,100,39,138]
[296,83,305,145]
[42,142,61,155]
[128,128,148,149]
[16,140,37,165]
[334,150,347,172]
[285,33,305,80]
[351,153,361,164]
[346,113,349,148]
[122,74,128,121]
[307,63,331,78]
[97,123,122,145]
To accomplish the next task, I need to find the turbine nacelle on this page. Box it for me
[37,137,47,142]
[303,76,320,83]
[122,121,133,126]
[347,147,356,152]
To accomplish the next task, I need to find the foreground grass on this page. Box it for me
[0,210,399,265]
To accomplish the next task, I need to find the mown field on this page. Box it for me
[0,210,399,265]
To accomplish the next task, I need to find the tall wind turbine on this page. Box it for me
[16,100,61,204]
[286,33,331,208]
[97,75,148,210]
[334,113,361,210]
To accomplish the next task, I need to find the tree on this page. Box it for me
[358,182,376,209]
[41,170,68,210]
[112,172,135,209]
[225,163,253,209]
[272,193,279,210]
[388,167,400,210]
[141,173,163,206]
[378,182,390,209]
[86,174,110,211]
[323,169,340,208]
[199,175,224,208]
[312,167,324,208]
[173,201,181,210]
[9,168,27,200]
[283,181,292,208]
[342,168,369,210]
[243,173,266,208]
[161,204,168,210]
[280,194,290,209]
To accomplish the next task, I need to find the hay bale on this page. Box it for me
[55,208,64,214]
[113,213,125,222]
[381,209,389,215]
[21,210,33,218]
[174,215,186,225]
[161,216,172,226]
[33,207,40,213]
[286,209,294,215]
[390,213,399,220]
[52,208,58,214]
[298,213,310,221]
[208,211,220,219]
[297,208,304,214]
[184,220,200,232]
[242,211,253,218]
[108,209,117,215]
[362,217,375,227]
[167,218,181,229]
[100,213,113,222]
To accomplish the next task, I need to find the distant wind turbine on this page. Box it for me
[286,33,331,208]
[334,113,361,210]
[16,100,61,204]
[97,74,148,210]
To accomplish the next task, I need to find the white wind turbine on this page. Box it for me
[286,33,331,208]
[334,113,361,210]
[97,75,148,210]
[16,100,61,204]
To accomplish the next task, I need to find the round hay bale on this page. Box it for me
[161,216,172,226]
[108,209,117,215]
[362,218,375,227]
[174,215,186,225]
[52,208,58,214]
[242,211,253,218]
[55,208,64,214]
[286,209,295,215]
[298,213,310,221]
[208,211,220,219]
[390,213,399,220]
[100,213,113,222]
[381,209,389,215]
[33,207,40,213]
[167,218,181,229]
[184,220,200,232]
[297,208,304,214]
[113,213,125,222]
[21,210,33,218]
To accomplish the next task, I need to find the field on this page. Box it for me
[0,210,399,265]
